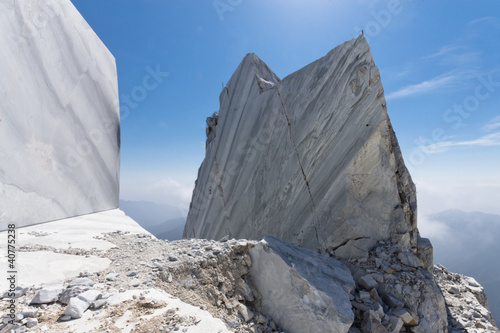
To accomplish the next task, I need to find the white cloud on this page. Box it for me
[482,116,500,132]
[416,132,500,154]
[423,44,481,67]
[425,45,462,59]
[416,179,500,239]
[417,214,450,241]
[120,177,193,216]
[386,74,457,100]
[467,16,500,27]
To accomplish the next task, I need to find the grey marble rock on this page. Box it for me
[25,318,38,328]
[29,285,63,304]
[59,286,87,304]
[20,309,38,318]
[397,251,422,268]
[64,296,90,319]
[249,236,355,333]
[359,274,379,290]
[77,290,101,304]
[68,278,95,287]
[184,36,418,257]
[416,234,433,271]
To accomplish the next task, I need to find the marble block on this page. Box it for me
[0,0,120,229]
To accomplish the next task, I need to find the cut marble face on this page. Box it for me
[0,0,120,229]
[184,36,418,258]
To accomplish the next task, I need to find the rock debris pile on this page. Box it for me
[434,265,499,333]
[346,240,447,332]
[1,232,498,333]
[0,232,284,333]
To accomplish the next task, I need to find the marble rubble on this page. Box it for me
[0,213,235,333]
[2,222,498,332]
[0,0,120,230]
[434,265,499,332]
[184,35,418,259]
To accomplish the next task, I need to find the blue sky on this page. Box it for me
[71,0,500,235]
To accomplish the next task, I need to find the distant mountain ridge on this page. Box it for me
[119,200,185,240]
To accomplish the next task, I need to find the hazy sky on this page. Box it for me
[71,0,500,236]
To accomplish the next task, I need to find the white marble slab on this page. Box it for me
[0,0,120,229]
[0,209,150,290]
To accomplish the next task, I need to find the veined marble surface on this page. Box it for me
[0,0,120,229]
[0,209,148,291]
[185,36,418,257]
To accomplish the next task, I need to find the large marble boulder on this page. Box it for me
[249,236,355,333]
[0,0,120,229]
[184,36,418,258]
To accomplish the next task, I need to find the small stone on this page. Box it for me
[351,301,371,312]
[391,307,415,325]
[30,285,63,304]
[129,279,141,287]
[382,294,405,309]
[92,299,107,309]
[371,302,385,319]
[59,286,87,304]
[360,291,371,300]
[126,271,138,277]
[388,315,404,332]
[69,277,94,287]
[227,320,239,328]
[26,318,38,328]
[382,264,395,274]
[59,315,72,322]
[219,235,229,242]
[188,250,203,257]
[409,312,419,326]
[21,309,38,318]
[397,252,421,268]
[370,289,382,304]
[359,274,378,290]
[371,273,384,284]
[64,297,91,319]
[390,264,402,272]
[358,257,368,264]
[78,290,101,304]
[105,273,119,281]
[12,325,26,333]
[238,304,254,322]
[361,312,388,333]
